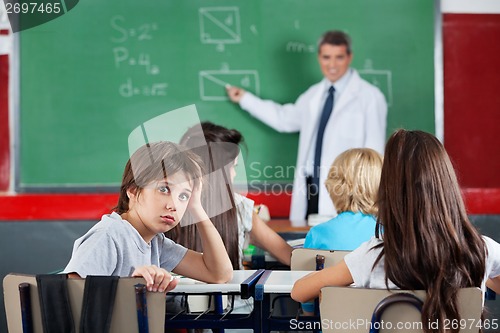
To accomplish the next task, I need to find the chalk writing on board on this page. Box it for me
[113,47,160,75]
[110,16,158,43]
[359,59,393,106]
[250,25,258,35]
[199,7,241,52]
[286,41,315,53]
[199,69,260,101]
[119,78,168,98]
[110,15,167,98]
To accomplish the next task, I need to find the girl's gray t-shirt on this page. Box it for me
[63,212,188,277]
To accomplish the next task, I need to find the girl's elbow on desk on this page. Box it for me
[290,286,302,302]
[291,285,316,304]
[291,275,318,303]
[204,260,233,283]
[211,269,233,284]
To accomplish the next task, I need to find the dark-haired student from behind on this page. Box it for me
[292,129,500,333]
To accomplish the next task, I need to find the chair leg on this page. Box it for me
[135,284,150,333]
[18,283,33,333]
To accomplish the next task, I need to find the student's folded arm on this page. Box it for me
[173,248,232,284]
[250,212,292,266]
[173,218,233,284]
[291,260,353,303]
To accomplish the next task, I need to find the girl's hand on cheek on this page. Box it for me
[188,182,202,209]
[187,183,208,222]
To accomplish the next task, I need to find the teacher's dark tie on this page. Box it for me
[308,85,335,215]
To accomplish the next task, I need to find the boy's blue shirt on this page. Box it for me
[304,211,377,251]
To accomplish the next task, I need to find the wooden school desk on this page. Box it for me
[243,219,309,269]
[266,219,310,234]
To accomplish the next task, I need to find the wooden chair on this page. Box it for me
[290,248,349,271]
[3,273,167,333]
[320,286,483,333]
[289,248,350,319]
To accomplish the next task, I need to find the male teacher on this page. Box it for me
[226,30,387,226]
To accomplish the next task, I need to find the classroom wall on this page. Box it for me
[0,29,9,192]
[0,1,499,213]
[443,13,500,188]
[440,0,500,191]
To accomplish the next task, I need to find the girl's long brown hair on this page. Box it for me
[374,130,486,333]
[165,122,244,269]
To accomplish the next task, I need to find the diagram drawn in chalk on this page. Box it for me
[199,7,241,45]
[359,69,393,107]
[199,70,260,101]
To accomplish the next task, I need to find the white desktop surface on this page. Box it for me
[173,270,258,293]
[262,270,313,293]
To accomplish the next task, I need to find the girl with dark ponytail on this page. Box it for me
[166,122,292,269]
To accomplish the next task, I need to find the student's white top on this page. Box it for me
[344,236,500,293]
[235,193,254,269]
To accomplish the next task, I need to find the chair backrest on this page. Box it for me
[290,248,349,271]
[3,273,167,333]
[320,286,483,333]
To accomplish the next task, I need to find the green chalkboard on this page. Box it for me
[18,0,435,190]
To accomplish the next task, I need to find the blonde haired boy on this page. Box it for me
[304,148,383,251]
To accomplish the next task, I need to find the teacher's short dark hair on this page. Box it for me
[318,30,352,54]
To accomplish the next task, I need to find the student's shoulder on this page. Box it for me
[349,236,382,253]
[154,232,188,253]
[87,212,131,240]
[483,235,500,253]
